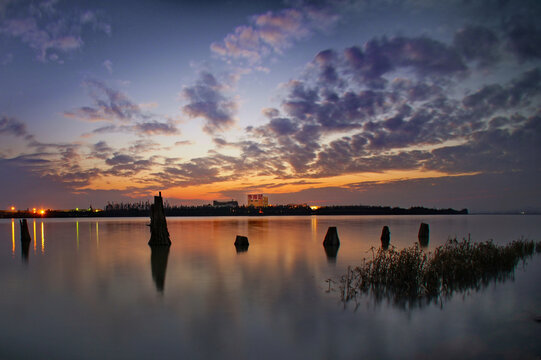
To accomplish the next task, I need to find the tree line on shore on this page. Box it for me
[1,204,468,218]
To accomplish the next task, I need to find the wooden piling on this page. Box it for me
[418,222,429,247]
[323,226,340,247]
[19,219,31,243]
[381,225,390,249]
[234,235,249,253]
[148,192,171,246]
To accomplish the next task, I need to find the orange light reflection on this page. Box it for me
[33,220,36,253]
[41,222,45,253]
[11,219,15,255]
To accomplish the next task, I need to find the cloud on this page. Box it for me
[504,15,541,61]
[181,71,237,134]
[453,25,500,66]
[135,120,179,136]
[65,80,143,123]
[103,59,113,74]
[0,0,110,62]
[66,80,179,137]
[83,120,179,137]
[0,116,28,137]
[210,5,338,65]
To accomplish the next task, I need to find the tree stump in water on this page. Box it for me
[148,192,171,246]
[418,223,429,248]
[19,219,31,243]
[381,226,390,249]
[234,235,249,253]
[20,219,31,262]
[323,226,340,247]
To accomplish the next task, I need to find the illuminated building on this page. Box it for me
[247,194,268,207]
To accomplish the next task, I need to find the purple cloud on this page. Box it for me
[0,116,28,137]
[181,72,237,134]
[65,80,143,123]
[0,1,109,62]
[210,6,338,65]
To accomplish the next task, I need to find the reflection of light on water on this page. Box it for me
[76,221,79,250]
[41,222,45,253]
[11,219,15,255]
[311,216,318,242]
[33,220,36,253]
[96,222,99,248]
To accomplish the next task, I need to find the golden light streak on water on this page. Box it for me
[76,221,79,250]
[96,222,99,248]
[311,216,318,243]
[11,219,15,255]
[41,222,45,253]
[33,220,36,253]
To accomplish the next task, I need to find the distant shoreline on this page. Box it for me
[1,205,469,219]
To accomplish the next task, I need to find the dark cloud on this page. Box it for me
[453,25,500,66]
[343,36,466,87]
[504,15,541,61]
[462,67,541,115]
[105,154,135,166]
[90,141,113,160]
[0,116,27,137]
[425,114,541,174]
[268,117,298,135]
[182,72,237,134]
[65,80,143,123]
[135,120,179,135]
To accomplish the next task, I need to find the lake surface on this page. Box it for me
[1,215,540,359]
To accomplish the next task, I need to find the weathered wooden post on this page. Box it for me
[323,227,340,262]
[323,226,340,247]
[20,219,31,261]
[234,235,249,253]
[20,219,31,243]
[418,222,429,248]
[148,192,171,246]
[381,225,390,249]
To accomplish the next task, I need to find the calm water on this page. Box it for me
[1,215,540,359]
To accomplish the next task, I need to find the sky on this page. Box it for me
[0,0,540,212]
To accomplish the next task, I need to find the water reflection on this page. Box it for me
[33,220,36,253]
[150,246,170,293]
[76,221,79,249]
[0,216,540,359]
[41,222,44,253]
[323,245,339,263]
[11,219,15,255]
[21,234,30,262]
[234,243,249,253]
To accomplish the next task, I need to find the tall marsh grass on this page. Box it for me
[339,238,541,309]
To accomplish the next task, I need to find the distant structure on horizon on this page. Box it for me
[213,200,238,208]
[247,194,268,207]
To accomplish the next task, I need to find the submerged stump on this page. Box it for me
[418,223,429,248]
[19,219,31,243]
[380,226,390,249]
[323,226,340,247]
[148,192,171,246]
[234,235,249,253]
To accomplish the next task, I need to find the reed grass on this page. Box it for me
[339,238,541,309]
